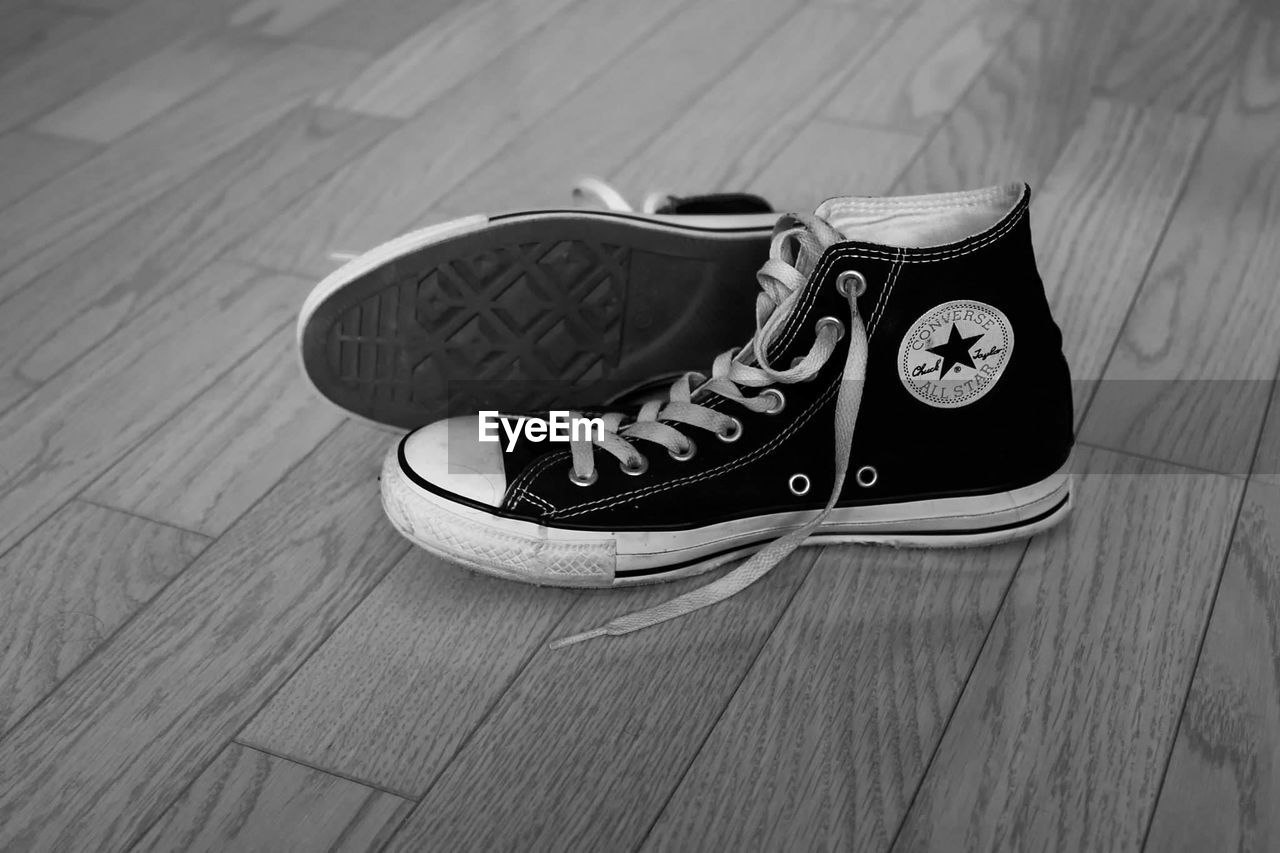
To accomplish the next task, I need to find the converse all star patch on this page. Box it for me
[898,300,1013,408]
[380,183,1075,646]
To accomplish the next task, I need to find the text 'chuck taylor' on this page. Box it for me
[380,183,1075,646]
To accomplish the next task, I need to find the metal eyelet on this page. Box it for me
[855,465,878,488]
[620,455,650,476]
[760,388,785,415]
[815,316,845,342]
[717,417,744,443]
[569,468,598,487]
[668,439,697,461]
[836,270,867,298]
[789,473,811,496]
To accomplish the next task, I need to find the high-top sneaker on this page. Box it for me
[380,183,1074,645]
[298,179,777,429]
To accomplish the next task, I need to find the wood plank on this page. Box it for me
[228,0,351,37]
[0,41,367,305]
[1144,480,1280,853]
[1029,99,1207,389]
[234,0,689,278]
[0,260,310,558]
[1096,3,1246,115]
[891,449,1242,852]
[85,329,345,536]
[292,0,468,54]
[380,554,817,850]
[745,118,924,209]
[0,500,208,735]
[0,4,98,77]
[1080,21,1280,475]
[893,0,1142,194]
[132,742,409,853]
[641,542,1028,852]
[320,0,580,119]
[32,35,262,144]
[1252,388,1280,487]
[433,0,803,214]
[0,421,407,853]
[823,0,1027,133]
[0,0,244,136]
[608,5,896,198]
[0,104,395,412]
[0,129,97,212]
[240,550,580,794]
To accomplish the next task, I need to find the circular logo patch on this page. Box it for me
[898,300,1013,408]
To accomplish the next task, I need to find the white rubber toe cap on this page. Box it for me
[400,417,507,507]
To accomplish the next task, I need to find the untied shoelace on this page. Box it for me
[550,212,868,648]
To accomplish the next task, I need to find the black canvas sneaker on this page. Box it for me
[297,179,776,429]
[380,184,1075,645]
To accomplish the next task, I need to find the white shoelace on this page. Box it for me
[571,175,676,215]
[551,213,868,648]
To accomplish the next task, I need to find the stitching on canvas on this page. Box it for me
[867,248,904,336]
[506,450,568,510]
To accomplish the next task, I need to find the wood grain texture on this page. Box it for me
[435,0,803,213]
[1080,21,1280,475]
[228,0,351,37]
[240,551,579,795]
[381,552,818,852]
[84,329,345,537]
[1253,390,1280,486]
[0,104,395,411]
[0,129,97,212]
[320,0,579,119]
[824,0,1026,133]
[0,421,407,853]
[1096,3,1246,115]
[746,118,924,209]
[607,5,896,196]
[234,0,686,278]
[32,35,261,144]
[1144,480,1280,853]
[894,0,1141,194]
[0,261,309,558]
[1029,99,1207,387]
[132,742,409,853]
[291,0,467,53]
[892,449,1243,852]
[0,3,98,77]
[0,41,366,305]
[0,0,242,135]
[0,500,208,735]
[641,542,1028,852]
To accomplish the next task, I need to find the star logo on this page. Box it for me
[925,323,985,378]
[897,300,1014,409]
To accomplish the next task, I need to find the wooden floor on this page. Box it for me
[0,0,1278,849]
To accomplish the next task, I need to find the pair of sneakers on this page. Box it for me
[298,180,1075,646]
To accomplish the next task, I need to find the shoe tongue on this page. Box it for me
[814,183,1023,248]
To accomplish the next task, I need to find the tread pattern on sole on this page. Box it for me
[329,237,629,420]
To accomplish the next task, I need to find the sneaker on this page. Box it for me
[297,179,777,429]
[380,183,1075,645]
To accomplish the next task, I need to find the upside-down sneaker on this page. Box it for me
[380,183,1075,645]
[298,178,777,429]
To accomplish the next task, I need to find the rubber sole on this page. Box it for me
[380,446,1073,589]
[298,210,775,429]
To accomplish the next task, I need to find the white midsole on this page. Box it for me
[381,445,1073,588]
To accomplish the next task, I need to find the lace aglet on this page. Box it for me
[548,626,608,650]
